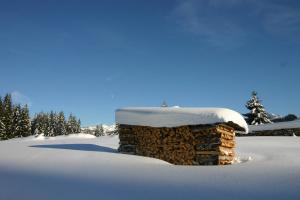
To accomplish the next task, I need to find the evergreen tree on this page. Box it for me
[45,113,52,136]
[49,111,56,137]
[77,119,81,133]
[2,94,13,139]
[38,112,48,136]
[20,104,31,137]
[66,114,78,134]
[34,113,43,135]
[94,124,104,137]
[12,104,22,138]
[56,111,66,135]
[31,114,41,136]
[244,91,272,125]
[0,119,4,139]
[31,115,36,135]
[32,112,48,135]
[0,97,5,139]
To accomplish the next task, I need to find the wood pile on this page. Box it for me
[118,124,236,165]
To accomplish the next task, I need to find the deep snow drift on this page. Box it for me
[116,107,248,132]
[1,134,300,200]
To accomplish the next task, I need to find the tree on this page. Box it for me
[94,124,104,137]
[31,112,48,136]
[66,114,79,134]
[39,112,50,136]
[12,104,22,138]
[31,114,38,135]
[49,111,56,137]
[20,105,31,137]
[76,119,81,133]
[56,111,66,135]
[2,94,13,139]
[244,91,272,125]
[0,97,5,139]
[0,119,4,139]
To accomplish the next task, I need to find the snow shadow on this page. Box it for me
[29,144,117,153]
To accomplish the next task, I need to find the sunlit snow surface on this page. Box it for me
[1,134,300,200]
[116,107,249,132]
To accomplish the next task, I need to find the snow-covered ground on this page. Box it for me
[1,135,300,200]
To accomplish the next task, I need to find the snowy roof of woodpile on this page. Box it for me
[115,107,248,133]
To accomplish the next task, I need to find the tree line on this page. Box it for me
[31,111,81,136]
[0,93,81,140]
[82,125,105,137]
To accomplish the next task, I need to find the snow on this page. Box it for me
[82,124,116,134]
[1,135,300,200]
[249,119,300,132]
[12,133,97,141]
[116,107,249,133]
[102,124,117,133]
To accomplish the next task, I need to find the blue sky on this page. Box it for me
[1,0,300,126]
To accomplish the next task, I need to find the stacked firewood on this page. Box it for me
[192,125,235,165]
[118,123,236,165]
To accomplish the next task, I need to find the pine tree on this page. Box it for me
[244,91,272,125]
[32,112,47,136]
[3,94,13,139]
[94,124,104,137]
[31,114,38,135]
[66,114,78,134]
[45,113,52,136]
[0,119,4,139]
[31,114,41,136]
[49,111,56,137]
[12,104,22,138]
[20,104,31,137]
[76,119,81,133]
[38,112,48,136]
[56,111,66,135]
[0,97,5,139]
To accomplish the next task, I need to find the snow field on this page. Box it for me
[1,135,300,200]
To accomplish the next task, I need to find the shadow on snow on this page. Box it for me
[29,144,117,153]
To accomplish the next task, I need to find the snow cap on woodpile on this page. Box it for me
[116,107,248,133]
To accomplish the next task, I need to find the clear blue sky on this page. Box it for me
[1,0,300,126]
